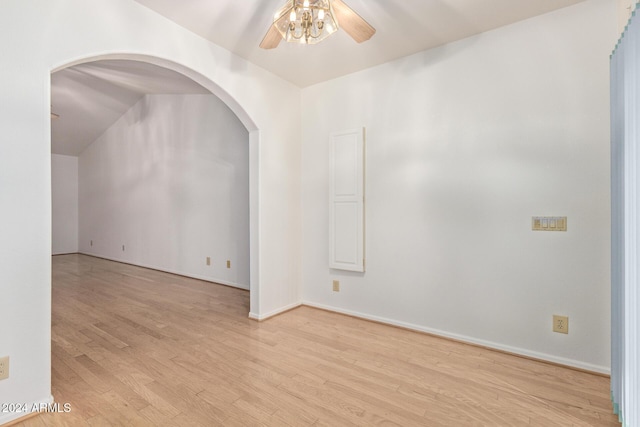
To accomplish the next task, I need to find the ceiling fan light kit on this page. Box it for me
[279,0,338,45]
[260,0,375,49]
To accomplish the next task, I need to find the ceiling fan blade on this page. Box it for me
[332,0,376,43]
[260,25,282,49]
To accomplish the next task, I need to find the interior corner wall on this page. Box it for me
[618,0,640,32]
[301,0,617,372]
[79,94,250,289]
[51,154,78,255]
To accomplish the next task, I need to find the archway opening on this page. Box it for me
[50,54,260,315]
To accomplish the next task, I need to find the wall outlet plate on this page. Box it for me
[206,257,211,266]
[553,315,569,334]
[0,356,9,380]
[226,260,231,269]
[332,280,340,292]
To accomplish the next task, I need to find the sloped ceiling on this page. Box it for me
[132,0,585,87]
[52,1,586,155]
[51,60,209,156]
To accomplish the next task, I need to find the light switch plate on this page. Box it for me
[533,217,567,231]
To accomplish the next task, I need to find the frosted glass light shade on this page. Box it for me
[273,0,338,45]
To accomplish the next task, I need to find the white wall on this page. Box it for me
[618,0,640,32]
[0,0,618,420]
[301,0,617,373]
[51,154,78,255]
[79,94,250,289]
[0,0,301,422]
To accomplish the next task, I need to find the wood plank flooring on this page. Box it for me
[15,254,619,426]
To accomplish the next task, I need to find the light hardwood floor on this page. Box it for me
[14,254,619,426]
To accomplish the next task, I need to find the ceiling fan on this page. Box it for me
[260,0,375,49]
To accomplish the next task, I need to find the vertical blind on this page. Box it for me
[611,5,640,427]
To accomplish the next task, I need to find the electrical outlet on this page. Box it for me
[226,260,231,269]
[553,315,569,334]
[122,245,125,251]
[206,257,211,266]
[0,356,9,380]
[90,240,93,247]
[333,280,340,292]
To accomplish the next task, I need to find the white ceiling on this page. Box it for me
[133,0,585,87]
[51,60,209,156]
[51,0,586,156]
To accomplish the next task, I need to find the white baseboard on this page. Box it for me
[64,254,610,375]
[78,252,249,291]
[248,301,302,321]
[0,395,54,426]
[302,301,610,375]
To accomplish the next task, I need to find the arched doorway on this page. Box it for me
[51,54,261,315]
